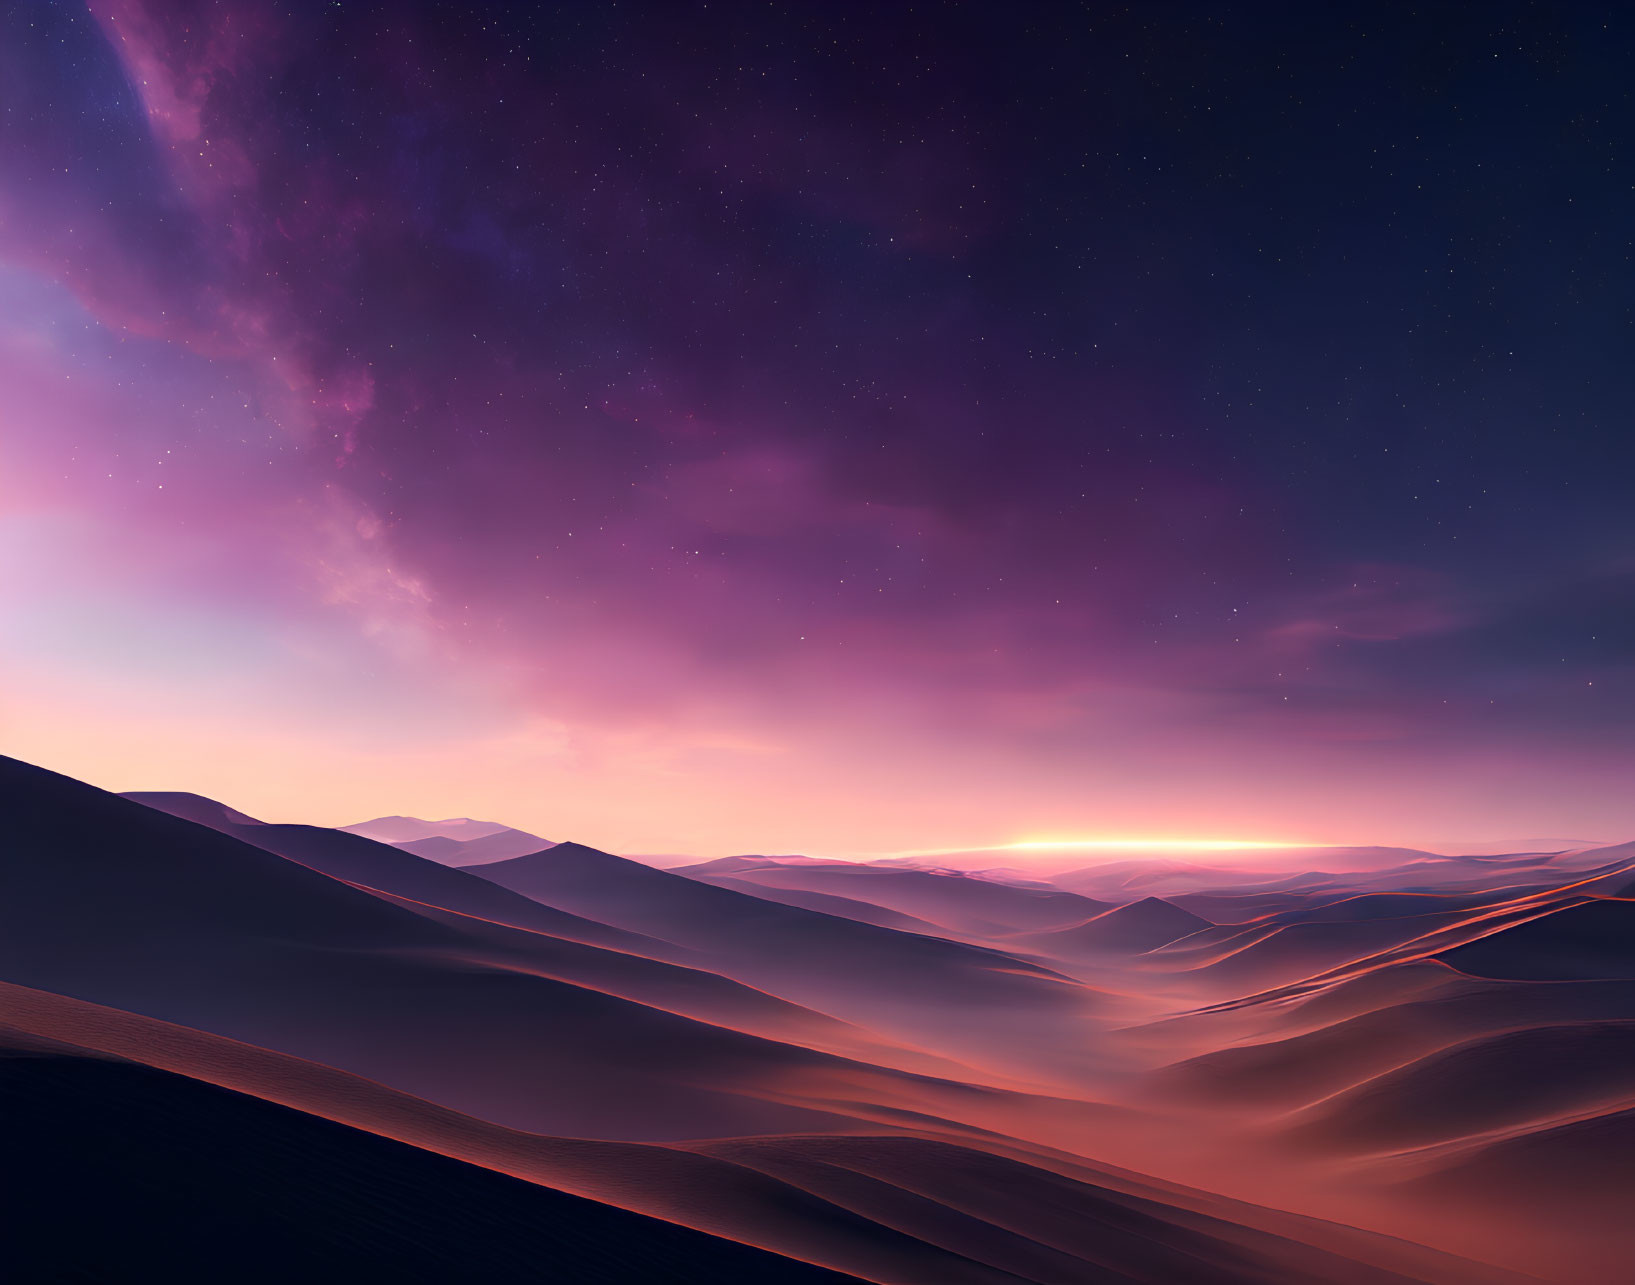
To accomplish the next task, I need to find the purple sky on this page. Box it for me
[2,3,1631,854]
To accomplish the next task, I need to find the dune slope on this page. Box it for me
[1,1047,861,1285]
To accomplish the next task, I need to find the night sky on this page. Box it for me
[3,2,1631,853]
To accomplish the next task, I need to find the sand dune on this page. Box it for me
[1234,960,1469,1035]
[343,814,517,843]
[1435,898,1635,980]
[1049,850,1443,901]
[678,854,837,874]
[0,981,1031,1284]
[1167,915,1478,994]
[397,828,556,864]
[1023,896,1213,956]
[124,790,657,953]
[694,1133,1458,1285]
[2,759,1027,1139]
[469,842,1110,1077]
[1269,892,1495,922]
[1380,1104,1635,1285]
[1284,1020,1635,1152]
[1156,971,1635,1114]
[1138,882,1617,1001]
[1167,890,1331,924]
[693,871,948,933]
[1405,1101,1635,1215]
[704,862,1112,937]
[7,752,1626,1285]
[127,790,955,1069]
[2,1047,862,1284]
[473,844,1083,996]
[0,980,1523,1285]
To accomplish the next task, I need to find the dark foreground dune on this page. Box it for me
[2,1048,862,1285]
[0,979,1504,1285]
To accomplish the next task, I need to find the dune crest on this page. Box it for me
[3,755,1626,1283]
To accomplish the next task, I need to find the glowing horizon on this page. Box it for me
[883,838,1317,858]
[0,4,1631,854]
[1002,837,1313,852]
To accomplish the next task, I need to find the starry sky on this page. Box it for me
[2,2,1631,855]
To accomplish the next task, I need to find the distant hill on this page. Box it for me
[343,816,516,844]
[398,829,555,866]
[1025,896,1212,955]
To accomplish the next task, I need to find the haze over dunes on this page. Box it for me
[3,2,1631,1281]
[4,752,1632,1280]
[340,815,557,866]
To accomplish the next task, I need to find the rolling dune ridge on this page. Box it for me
[6,754,1629,1283]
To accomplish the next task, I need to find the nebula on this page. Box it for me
[2,6,1630,849]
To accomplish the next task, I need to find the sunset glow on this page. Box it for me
[0,2,1630,855]
[879,838,1319,860]
[999,838,1314,852]
[3,8,1633,1284]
